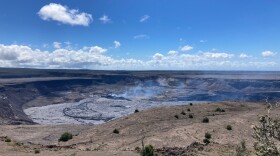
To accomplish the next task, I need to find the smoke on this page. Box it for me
[118,81,161,99]
[107,74,280,102]
[157,77,186,88]
[110,78,188,100]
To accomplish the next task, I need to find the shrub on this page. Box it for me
[135,146,141,153]
[189,114,193,118]
[202,117,209,123]
[4,137,11,142]
[113,129,120,134]
[205,132,212,139]
[203,138,210,145]
[34,149,40,154]
[181,111,186,115]
[216,107,222,112]
[141,144,154,156]
[135,109,139,113]
[187,108,191,112]
[252,100,280,155]
[226,125,232,130]
[189,103,193,106]
[215,107,225,112]
[236,140,247,156]
[203,132,211,145]
[174,114,179,119]
[253,115,280,155]
[59,132,73,142]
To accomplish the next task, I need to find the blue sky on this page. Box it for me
[0,0,279,70]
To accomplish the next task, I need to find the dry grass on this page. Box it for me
[0,102,273,155]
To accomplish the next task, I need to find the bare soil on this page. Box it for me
[0,102,276,156]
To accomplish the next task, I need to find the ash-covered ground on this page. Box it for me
[0,68,280,125]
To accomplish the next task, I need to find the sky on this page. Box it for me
[0,0,280,70]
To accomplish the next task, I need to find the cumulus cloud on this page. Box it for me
[261,51,277,57]
[0,44,278,70]
[168,50,178,55]
[133,34,150,39]
[53,42,61,49]
[239,53,251,58]
[0,44,108,68]
[114,41,121,48]
[153,53,164,60]
[99,15,111,24]
[0,45,20,60]
[180,45,193,52]
[139,15,150,22]
[38,3,92,26]
[203,52,234,59]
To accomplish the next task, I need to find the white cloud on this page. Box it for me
[180,45,193,52]
[153,53,164,60]
[0,44,278,70]
[139,15,150,22]
[53,42,61,49]
[203,52,234,59]
[0,45,20,60]
[38,3,92,26]
[168,50,178,55]
[239,53,251,58]
[0,44,108,68]
[114,41,121,48]
[99,15,111,24]
[133,34,150,39]
[261,51,277,57]
[64,41,72,50]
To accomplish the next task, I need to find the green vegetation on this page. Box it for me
[4,137,11,142]
[202,117,209,123]
[113,129,120,134]
[203,138,210,145]
[252,101,280,155]
[189,114,193,118]
[215,107,225,112]
[58,132,73,142]
[181,111,186,115]
[253,115,280,155]
[236,140,247,156]
[226,125,232,130]
[205,132,211,139]
[141,144,154,156]
[174,114,179,119]
[34,148,40,154]
[203,132,212,145]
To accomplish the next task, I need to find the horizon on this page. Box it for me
[1,67,280,73]
[0,1,280,71]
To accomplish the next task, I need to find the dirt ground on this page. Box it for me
[0,101,277,156]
